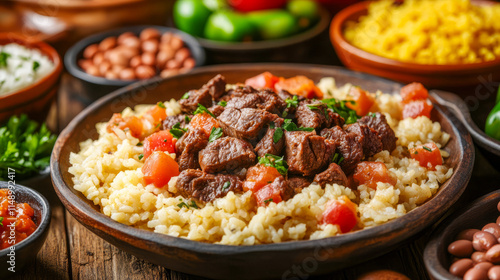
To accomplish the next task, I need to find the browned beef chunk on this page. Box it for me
[287,176,312,195]
[219,86,258,102]
[313,163,348,188]
[161,114,190,130]
[209,104,225,117]
[358,113,397,152]
[176,169,243,203]
[254,119,285,157]
[175,129,208,171]
[198,137,256,173]
[268,177,295,201]
[201,74,226,100]
[296,101,344,130]
[345,123,383,158]
[226,91,286,115]
[218,108,279,142]
[179,89,212,114]
[284,131,334,176]
[321,126,363,175]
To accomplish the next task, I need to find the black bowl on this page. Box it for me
[424,190,500,280]
[431,90,500,171]
[0,182,51,278]
[65,25,206,99]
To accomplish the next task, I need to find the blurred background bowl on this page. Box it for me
[0,33,63,123]
[197,8,330,64]
[424,190,500,280]
[330,0,500,90]
[0,182,51,279]
[64,25,206,100]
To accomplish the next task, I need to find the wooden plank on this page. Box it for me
[14,204,70,280]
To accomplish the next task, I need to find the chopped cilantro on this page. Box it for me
[0,52,11,68]
[138,154,144,160]
[258,154,288,176]
[157,101,166,109]
[193,104,216,118]
[264,198,273,204]
[177,202,189,209]
[208,127,223,142]
[181,92,190,99]
[189,201,199,209]
[0,217,3,226]
[273,127,283,143]
[218,100,227,107]
[169,122,187,139]
[423,146,432,152]
[33,61,40,72]
[222,181,231,191]
[136,142,143,147]
[306,104,321,110]
[282,119,314,132]
[285,95,299,108]
[184,115,191,123]
[321,98,360,124]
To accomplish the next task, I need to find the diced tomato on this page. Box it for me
[143,103,168,127]
[106,113,144,138]
[143,130,176,158]
[321,195,357,233]
[409,142,443,170]
[142,151,180,188]
[346,86,375,116]
[245,72,281,89]
[402,100,433,119]
[243,164,282,193]
[275,76,323,99]
[254,183,282,207]
[352,162,396,189]
[400,82,429,103]
[190,113,219,137]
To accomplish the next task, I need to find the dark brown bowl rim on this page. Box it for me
[0,183,51,255]
[51,63,474,255]
[0,33,63,102]
[330,0,500,73]
[424,190,500,280]
[64,25,206,87]
[196,9,330,51]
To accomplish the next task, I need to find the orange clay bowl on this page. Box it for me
[330,1,500,89]
[0,33,63,123]
[51,64,474,279]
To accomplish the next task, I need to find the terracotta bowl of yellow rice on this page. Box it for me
[330,0,500,89]
[50,64,474,279]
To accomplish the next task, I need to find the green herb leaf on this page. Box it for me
[189,201,199,209]
[285,95,299,108]
[307,104,321,110]
[177,202,189,209]
[218,100,227,107]
[0,217,3,226]
[154,122,161,129]
[222,181,230,191]
[273,127,283,143]
[258,154,288,176]
[0,52,11,68]
[184,115,191,123]
[264,198,273,204]
[33,61,40,72]
[321,98,360,124]
[193,104,216,118]
[423,146,432,152]
[136,142,143,147]
[157,101,166,109]
[169,122,187,139]
[282,119,314,132]
[208,127,223,142]
[332,152,345,165]
[181,92,190,99]
[138,154,144,160]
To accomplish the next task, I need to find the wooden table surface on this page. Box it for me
[10,31,500,280]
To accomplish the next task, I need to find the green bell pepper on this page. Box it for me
[485,102,500,140]
[247,10,297,40]
[202,0,227,11]
[287,0,320,29]
[204,10,256,42]
[173,0,212,37]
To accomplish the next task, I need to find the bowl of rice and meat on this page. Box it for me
[0,33,62,122]
[51,64,473,279]
[330,0,500,88]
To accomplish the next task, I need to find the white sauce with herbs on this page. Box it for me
[0,43,55,96]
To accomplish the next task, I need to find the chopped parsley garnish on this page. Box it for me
[321,98,360,124]
[283,95,299,117]
[138,154,144,160]
[0,52,11,68]
[282,119,314,132]
[264,198,273,204]
[157,101,166,109]
[218,100,227,107]
[136,142,143,147]
[33,61,40,72]
[222,181,231,191]
[189,200,199,209]
[177,200,199,209]
[423,146,432,152]
[181,92,190,99]
[273,127,284,143]
[369,112,377,118]
[332,153,344,165]
[193,104,215,118]
[258,154,288,176]
[177,202,189,209]
[414,151,418,155]
[0,217,3,226]
[163,139,168,142]
[169,122,187,139]
[208,127,223,142]
[184,115,191,123]
[306,104,321,110]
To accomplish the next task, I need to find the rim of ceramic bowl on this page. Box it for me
[330,1,500,74]
[0,33,63,107]
[0,183,51,255]
[197,8,330,51]
[65,25,206,87]
[12,0,163,8]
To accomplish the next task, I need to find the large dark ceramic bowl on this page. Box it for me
[0,183,51,279]
[424,190,500,280]
[431,90,500,171]
[51,64,474,280]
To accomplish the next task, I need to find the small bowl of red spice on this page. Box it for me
[0,182,51,278]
